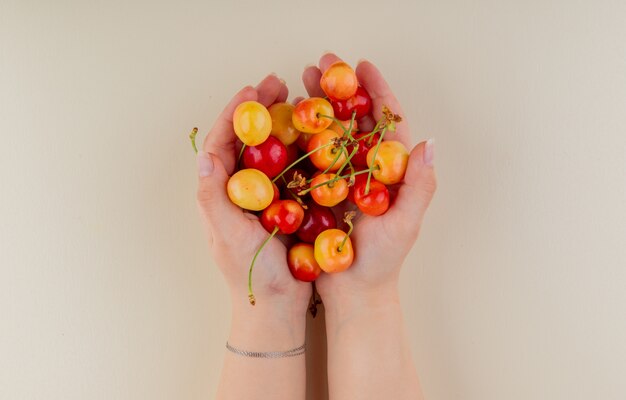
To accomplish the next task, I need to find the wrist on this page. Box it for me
[228,294,307,352]
[321,283,401,328]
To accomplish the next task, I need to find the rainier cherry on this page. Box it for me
[308,173,349,207]
[307,130,347,172]
[227,168,274,211]
[292,97,334,133]
[366,140,409,185]
[288,243,322,282]
[320,61,358,101]
[268,102,301,145]
[233,101,272,146]
[314,228,354,273]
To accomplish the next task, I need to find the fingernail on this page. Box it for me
[424,138,435,166]
[357,58,368,65]
[198,152,214,177]
[304,63,316,70]
[279,78,286,85]
[269,72,278,77]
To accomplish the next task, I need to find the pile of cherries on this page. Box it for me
[197,61,409,305]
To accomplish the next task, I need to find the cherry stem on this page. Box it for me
[282,175,308,208]
[189,127,199,154]
[336,143,358,177]
[338,214,354,253]
[237,143,246,167]
[365,126,388,195]
[308,282,323,318]
[248,226,279,306]
[298,168,374,196]
[343,111,357,140]
[272,142,333,183]
[315,143,346,178]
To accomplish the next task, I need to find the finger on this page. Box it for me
[319,52,343,73]
[302,66,324,97]
[356,60,410,147]
[385,139,436,241]
[255,74,284,106]
[197,151,253,241]
[276,80,289,103]
[203,86,258,174]
[292,96,304,105]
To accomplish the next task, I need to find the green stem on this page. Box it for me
[272,142,333,183]
[237,144,246,166]
[338,217,354,253]
[316,144,346,178]
[299,168,373,196]
[189,127,199,154]
[365,126,388,195]
[248,226,279,306]
[336,144,358,177]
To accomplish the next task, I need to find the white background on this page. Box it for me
[1,1,625,399]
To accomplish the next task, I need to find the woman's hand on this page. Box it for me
[302,53,437,307]
[196,74,311,328]
[300,53,435,400]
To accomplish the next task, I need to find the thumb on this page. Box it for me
[388,139,437,236]
[197,151,249,240]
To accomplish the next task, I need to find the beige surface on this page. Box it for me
[2,1,625,399]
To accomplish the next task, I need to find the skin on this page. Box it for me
[302,53,437,400]
[197,55,437,400]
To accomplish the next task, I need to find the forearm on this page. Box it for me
[216,296,307,400]
[323,287,423,400]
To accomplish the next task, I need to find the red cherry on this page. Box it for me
[242,136,288,179]
[288,243,322,282]
[296,203,337,243]
[260,200,305,234]
[347,132,380,168]
[330,87,372,120]
[353,178,390,216]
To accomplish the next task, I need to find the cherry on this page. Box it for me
[309,173,349,207]
[233,101,272,146]
[227,168,274,211]
[314,228,354,273]
[366,140,409,185]
[320,62,358,101]
[331,86,372,120]
[353,178,390,216]
[260,200,305,234]
[242,136,288,179]
[292,97,334,133]
[296,203,337,243]
[288,243,322,282]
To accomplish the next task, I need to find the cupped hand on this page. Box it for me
[301,53,437,303]
[196,75,311,311]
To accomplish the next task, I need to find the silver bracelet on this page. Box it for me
[225,342,306,358]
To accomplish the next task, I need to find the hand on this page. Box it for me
[302,53,437,307]
[196,74,311,313]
